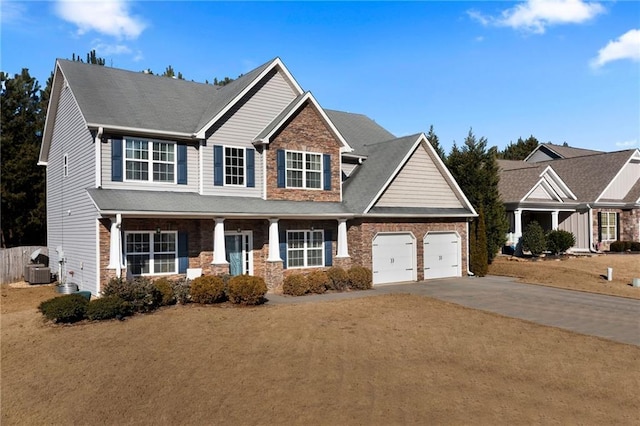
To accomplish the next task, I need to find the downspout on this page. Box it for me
[95,126,103,188]
[466,220,475,276]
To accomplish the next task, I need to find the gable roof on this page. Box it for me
[524,142,602,162]
[324,110,395,154]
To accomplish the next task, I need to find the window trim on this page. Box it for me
[286,229,325,269]
[223,145,246,187]
[123,137,177,184]
[285,149,323,190]
[124,231,178,276]
[600,212,617,242]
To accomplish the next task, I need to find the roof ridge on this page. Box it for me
[363,133,421,147]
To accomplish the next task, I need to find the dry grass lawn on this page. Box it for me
[489,253,640,299]
[2,283,639,425]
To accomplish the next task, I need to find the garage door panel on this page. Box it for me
[424,232,461,279]
[372,233,415,285]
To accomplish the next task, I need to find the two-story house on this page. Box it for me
[39,58,477,295]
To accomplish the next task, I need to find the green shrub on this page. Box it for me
[86,296,132,321]
[609,241,626,252]
[153,277,176,306]
[348,266,373,290]
[189,275,226,304]
[39,294,88,323]
[326,266,349,291]
[102,277,162,313]
[546,230,576,255]
[227,275,267,305]
[521,221,546,256]
[171,278,191,304]
[282,274,309,296]
[631,242,640,252]
[306,270,329,294]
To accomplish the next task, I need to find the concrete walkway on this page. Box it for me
[267,276,640,346]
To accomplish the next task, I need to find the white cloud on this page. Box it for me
[469,0,605,34]
[55,0,146,39]
[92,40,132,56]
[1,0,28,25]
[615,139,638,148]
[591,29,640,68]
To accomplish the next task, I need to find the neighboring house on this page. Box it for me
[499,143,640,252]
[39,58,476,295]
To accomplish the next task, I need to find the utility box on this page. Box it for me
[24,264,45,282]
[29,267,51,284]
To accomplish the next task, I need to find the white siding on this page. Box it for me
[101,138,200,192]
[527,184,553,200]
[202,70,297,197]
[600,161,640,200]
[342,162,358,177]
[47,81,100,294]
[559,211,589,250]
[376,145,463,208]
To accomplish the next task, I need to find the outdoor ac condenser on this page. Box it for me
[29,267,51,284]
[24,264,44,282]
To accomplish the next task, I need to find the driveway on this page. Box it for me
[267,276,640,346]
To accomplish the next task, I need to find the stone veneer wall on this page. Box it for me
[593,208,640,251]
[265,102,342,202]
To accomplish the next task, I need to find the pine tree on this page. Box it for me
[470,208,488,276]
[498,135,539,160]
[426,125,446,160]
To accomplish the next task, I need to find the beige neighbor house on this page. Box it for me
[499,143,640,253]
[38,58,477,295]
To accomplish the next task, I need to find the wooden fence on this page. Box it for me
[0,246,47,284]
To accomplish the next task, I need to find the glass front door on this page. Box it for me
[225,232,253,276]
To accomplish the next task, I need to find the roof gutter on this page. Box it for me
[97,211,355,219]
[87,123,198,141]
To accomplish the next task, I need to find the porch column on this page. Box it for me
[514,209,523,241]
[336,218,350,258]
[551,210,559,230]
[107,213,124,278]
[267,218,282,262]
[212,218,228,265]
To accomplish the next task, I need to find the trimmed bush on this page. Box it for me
[546,230,576,255]
[348,266,373,290]
[326,266,349,291]
[227,275,267,305]
[306,270,329,294]
[283,274,308,296]
[39,294,88,323]
[153,277,176,306]
[102,277,162,312]
[86,296,132,321]
[631,242,640,252]
[171,278,191,304]
[609,241,626,252]
[189,275,226,304]
[521,221,546,256]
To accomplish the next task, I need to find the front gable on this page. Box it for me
[597,150,640,202]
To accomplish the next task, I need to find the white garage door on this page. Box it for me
[424,232,461,279]
[372,233,416,285]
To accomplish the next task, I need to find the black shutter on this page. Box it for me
[597,212,602,242]
[323,154,331,190]
[246,148,255,188]
[178,231,188,273]
[214,145,223,186]
[111,137,123,182]
[616,213,620,241]
[324,229,333,266]
[177,144,187,185]
[277,149,285,188]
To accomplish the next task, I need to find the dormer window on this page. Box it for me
[286,150,322,189]
[125,138,175,183]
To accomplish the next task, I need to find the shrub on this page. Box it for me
[521,221,546,256]
[631,242,640,252]
[102,277,162,313]
[348,266,373,290]
[282,274,309,296]
[153,277,176,306]
[171,277,191,304]
[189,275,226,304]
[227,275,267,305]
[86,296,132,321]
[546,230,576,255]
[326,266,349,291]
[306,270,329,294]
[609,241,626,252]
[39,294,88,323]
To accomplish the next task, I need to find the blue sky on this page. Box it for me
[2,1,639,154]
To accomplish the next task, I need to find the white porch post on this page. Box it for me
[551,210,559,230]
[267,218,282,262]
[336,218,350,258]
[107,213,124,278]
[212,218,228,265]
[514,209,523,241]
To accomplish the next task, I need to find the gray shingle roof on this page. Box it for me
[325,110,395,154]
[538,143,602,159]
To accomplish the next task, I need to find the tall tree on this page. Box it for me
[162,65,184,80]
[470,207,488,276]
[1,69,46,246]
[498,135,539,160]
[446,129,508,264]
[426,125,446,161]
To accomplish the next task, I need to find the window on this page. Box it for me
[125,138,175,182]
[287,230,324,268]
[63,153,68,177]
[125,232,177,275]
[225,147,244,186]
[600,212,617,241]
[286,151,322,189]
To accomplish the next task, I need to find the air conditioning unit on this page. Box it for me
[24,264,44,282]
[29,267,51,284]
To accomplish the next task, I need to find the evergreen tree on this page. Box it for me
[1,69,46,246]
[446,129,508,264]
[426,125,446,161]
[498,135,539,160]
[470,207,488,276]
[161,65,184,80]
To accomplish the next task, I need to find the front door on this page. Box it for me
[225,232,253,276]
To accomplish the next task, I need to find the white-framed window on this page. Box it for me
[225,146,245,186]
[601,212,617,241]
[63,153,68,177]
[124,138,175,183]
[287,229,324,268]
[286,150,322,189]
[125,231,177,275]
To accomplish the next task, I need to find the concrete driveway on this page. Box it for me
[267,276,640,346]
